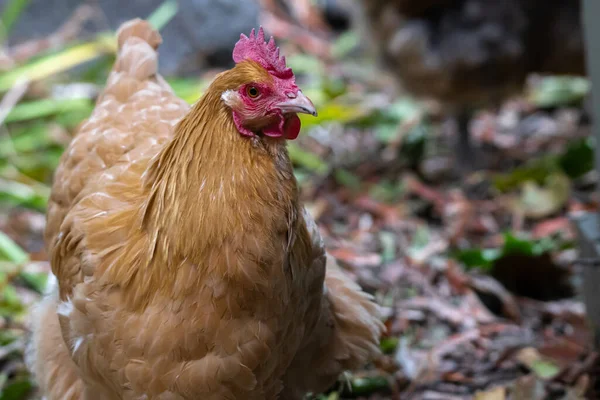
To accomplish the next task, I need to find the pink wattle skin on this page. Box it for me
[262,114,301,140]
[233,110,302,141]
[232,112,256,137]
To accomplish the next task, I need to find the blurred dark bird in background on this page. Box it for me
[351,0,585,172]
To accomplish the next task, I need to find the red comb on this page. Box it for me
[233,27,293,78]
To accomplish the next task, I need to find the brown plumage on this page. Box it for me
[26,19,383,399]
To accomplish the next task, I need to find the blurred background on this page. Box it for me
[0,0,595,398]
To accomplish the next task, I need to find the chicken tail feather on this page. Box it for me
[113,19,162,82]
[25,285,84,400]
[117,18,162,51]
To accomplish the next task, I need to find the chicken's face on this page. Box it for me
[221,27,317,140]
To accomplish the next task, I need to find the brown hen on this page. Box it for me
[26,19,383,400]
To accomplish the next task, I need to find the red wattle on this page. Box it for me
[262,114,301,140]
[283,114,301,140]
[262,120,284,137]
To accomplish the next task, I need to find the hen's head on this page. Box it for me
[219,27,317,140]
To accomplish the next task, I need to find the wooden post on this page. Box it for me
[574,0,600,349]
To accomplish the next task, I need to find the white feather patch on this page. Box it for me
[44,273,58,295]
[56,299,74,317]
[221,90,242,109]
[72,337,84,353]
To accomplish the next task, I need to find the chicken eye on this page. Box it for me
[247,86,260,98]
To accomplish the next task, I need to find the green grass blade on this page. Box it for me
[0,123,50,156]
[0,0,31,41]
[167,78,204,104]
[0,174,50,210]
[20,271,48,294]
[0,35,116,92]
[4,98,93,123]
[147,0,179,31]
[0,231,28,264]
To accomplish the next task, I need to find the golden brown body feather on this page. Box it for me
[27,19,383,399]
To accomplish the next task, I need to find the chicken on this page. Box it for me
[26,19,384,400]
[352,0,585,170]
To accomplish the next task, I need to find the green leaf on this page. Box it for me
[455,233,563,271]
[0,330,19,346]
[0,231,27,264]
[511,172,571,219]
[0,285,24,316]
[379,336,399,354]
[532,235,564,254]
[559,137,595,179]
[347,376,389,396]
[502,233,536,257]
[20,271,48,294]
[501,233,561,257]
[530,360,560,380]
[493,157,559,192]
[0,377,33,400]
[516,348,561,380]
[455,248,501,270]
[528,76,590,108]
[147,0,179,31]
[495,137,595,193]
[325,392,339,400]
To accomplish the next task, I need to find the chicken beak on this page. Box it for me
[277,91,318,117]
